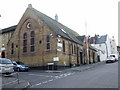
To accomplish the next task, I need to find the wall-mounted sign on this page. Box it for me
[57,48,62,52]
[53,57,59,61]
[47,63,54,65]
[57,43,62,47]
[1,47,5,51]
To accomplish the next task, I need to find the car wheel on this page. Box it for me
[17,68,20,72]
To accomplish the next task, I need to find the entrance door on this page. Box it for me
[80,52,83,64]
[93,52,95,63]
[1,51,5,58]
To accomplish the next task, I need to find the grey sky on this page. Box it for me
[0,0,119,45]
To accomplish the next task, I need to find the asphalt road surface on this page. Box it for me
[2,61,118,88]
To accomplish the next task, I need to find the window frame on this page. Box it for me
[63,40,65,52]
[30,31,35,52]
[11,43,14,55]
[46,35,50,50]
[23,32,27,53]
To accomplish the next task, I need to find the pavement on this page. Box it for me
[1,61,105,89]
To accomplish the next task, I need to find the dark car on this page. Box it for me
[12,61,29,71]
[106,57,116,63]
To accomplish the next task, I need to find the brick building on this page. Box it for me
[1,5,98,69]
[0,25,16,58]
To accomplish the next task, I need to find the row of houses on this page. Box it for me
[0,5,118,69]
[89,35,118,61]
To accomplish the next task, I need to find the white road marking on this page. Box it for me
[42,81,48,84]
[48,79,53,82]
[30,72,75,88]
[29,74,54,78]
[36,83,42,86]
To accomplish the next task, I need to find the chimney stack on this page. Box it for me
[55,14,58,21]
[28,4,32,8]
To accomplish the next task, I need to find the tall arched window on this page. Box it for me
[46,35,50,50]
[30,31,35,52]
[23,32,27,53]
[63,40,65,52]
[11,43,14,54]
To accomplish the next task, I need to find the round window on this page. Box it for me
[26,22,31,29]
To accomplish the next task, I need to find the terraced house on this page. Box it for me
[1,5,98,69]
[0,25,16,58]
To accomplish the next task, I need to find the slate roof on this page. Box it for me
[0,25,17,34]
[30,7,83,45]
[76,35,85,44]
[89,35,107,44]
[95,35,107,44]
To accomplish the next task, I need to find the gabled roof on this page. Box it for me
[0,25,17,34]
[30,7,83,45]
[76,35,85,44]
[89,35,107,44]
[95,35,107,44]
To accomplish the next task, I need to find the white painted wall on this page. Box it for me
[93,44,107,61]
[91,35,112,61]
[110,38,117,54]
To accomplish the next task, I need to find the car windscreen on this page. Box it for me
[16,61,24,65]
[110,55,115,57]
[0,59,12,64]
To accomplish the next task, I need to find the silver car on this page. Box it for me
[0,58,14,75]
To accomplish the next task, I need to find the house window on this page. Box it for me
[2,34,6,40]
[74,44,76,54]
[23,32,27,53]
[11,43,14,54]
[46,35,50,50]
[72,44,73,54]
[30,31,35,52]
[63,40,65,52]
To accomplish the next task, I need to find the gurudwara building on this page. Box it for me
[0,5,98,69]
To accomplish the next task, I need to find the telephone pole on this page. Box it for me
[85,21,89,64]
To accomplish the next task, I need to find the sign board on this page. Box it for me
[57,43,62,47]
[47,63,54,65]
[57,48,62,52]
[1,47,5,51]
[53,57,59,61]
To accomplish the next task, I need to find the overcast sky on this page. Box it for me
[0,0,119,45]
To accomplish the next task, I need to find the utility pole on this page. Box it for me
[85,21,89,64]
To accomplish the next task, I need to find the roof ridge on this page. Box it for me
[28,7,83,45]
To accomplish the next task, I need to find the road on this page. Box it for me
[2,62,118,88]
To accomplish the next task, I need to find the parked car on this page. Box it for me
[0,58,14,75]
[12,61,29,72]
[110,54,118,61]
[106,57,116,63]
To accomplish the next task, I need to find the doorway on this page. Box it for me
[1,51,5,58]
[80,52,83,64]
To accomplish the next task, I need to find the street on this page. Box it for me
[2,61,118,88]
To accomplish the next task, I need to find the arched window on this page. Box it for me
[46,35,50,50]
[74,44,76,54]
[30,31,35,52]
[23,32,27,53]
[11,43,14,54]
[72,44,73,54]
[63,40,65,52]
